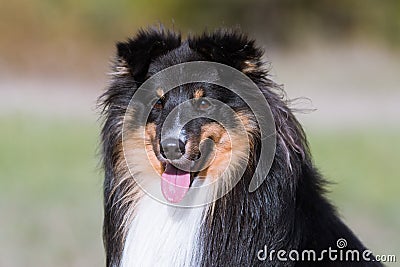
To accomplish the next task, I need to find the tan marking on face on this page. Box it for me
[200,122,225,143]
[197,122,225,179]
[197,113,254,183]
[156,87,164,98]
[194,88,204,99]
[122,123,164,174]
[144,123,164,175]
[197,122,245,180]
[236,110,259,152]
[242,60,258,74]
[198,130,231,180]
[236,111,258,134]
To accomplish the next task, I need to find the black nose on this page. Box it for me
[160,139,186,160]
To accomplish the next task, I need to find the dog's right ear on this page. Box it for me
[188,29,265,80]
[113,28,181,82]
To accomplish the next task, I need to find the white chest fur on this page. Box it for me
[120,194,207,267]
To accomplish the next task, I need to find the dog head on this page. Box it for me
[101,28,303,205]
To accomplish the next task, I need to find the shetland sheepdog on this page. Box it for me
[99,28,382,266]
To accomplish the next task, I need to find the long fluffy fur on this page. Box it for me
[99,27,382,267]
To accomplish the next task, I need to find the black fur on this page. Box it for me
[99,27,383,266]
[99,28,181,266]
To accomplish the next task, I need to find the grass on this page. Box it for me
[309,129,400,219]
[0,115,104,267]
[308,128,400,262]
[0,115,398,266]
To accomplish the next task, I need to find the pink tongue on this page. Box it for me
[161,164,191,203]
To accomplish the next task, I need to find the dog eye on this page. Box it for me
[198,99,211,110]
[154,99,163,110]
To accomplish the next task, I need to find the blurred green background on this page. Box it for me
[0,1,399,266]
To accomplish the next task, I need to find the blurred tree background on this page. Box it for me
[0,1,399,266]
[1,0,400,76]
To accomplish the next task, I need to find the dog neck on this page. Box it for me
[120,179,211,267]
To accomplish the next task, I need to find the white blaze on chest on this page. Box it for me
[121,192,207,267]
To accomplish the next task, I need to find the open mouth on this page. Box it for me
[160,163,194,203]
[158,139,215,203]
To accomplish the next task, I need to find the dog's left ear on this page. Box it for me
[189,30,264,78]
[113,28,181,82]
